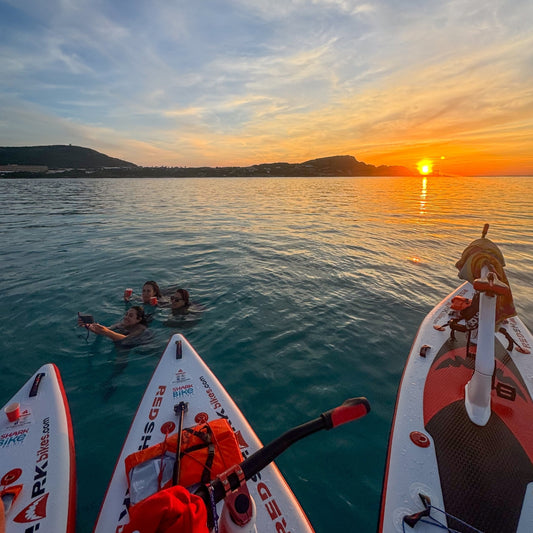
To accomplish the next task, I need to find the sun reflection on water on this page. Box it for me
[419,176,427,215]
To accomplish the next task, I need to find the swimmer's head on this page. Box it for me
[171,288,190,310]
[124,306,148,326]
[142,281,162,302]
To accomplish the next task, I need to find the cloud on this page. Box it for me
[0,0,532,174]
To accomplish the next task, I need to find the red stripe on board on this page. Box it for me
[51,364,77,533]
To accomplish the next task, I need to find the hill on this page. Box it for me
[281,155,414,177]
[123,155,414,177]
[0,145,136,169]
[0,146,415,177]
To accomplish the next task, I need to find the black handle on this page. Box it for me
[196,397,370,504]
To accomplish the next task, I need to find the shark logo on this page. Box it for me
[13,492,48,523]
[235,430,249,448]
[173,369,189,383]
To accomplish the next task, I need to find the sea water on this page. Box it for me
[1,176,532,532]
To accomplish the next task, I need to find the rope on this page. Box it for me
[77,327,91,342]
[403,502,485,533]
[208,484,219,533]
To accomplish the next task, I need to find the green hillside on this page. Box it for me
[0,145,136,169]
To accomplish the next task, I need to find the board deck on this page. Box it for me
[379,281,533,532]
[0,364,76,533]
[94,333,313,532]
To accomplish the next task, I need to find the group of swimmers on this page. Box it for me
[124,280,189,310]
[78,281,192,344]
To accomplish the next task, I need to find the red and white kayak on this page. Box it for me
[379,225,533,532]
[94,334,317,532]
[0,364,76,533]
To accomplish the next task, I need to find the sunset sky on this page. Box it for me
[1,0,532,175]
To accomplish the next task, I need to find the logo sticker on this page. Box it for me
[172,383,194,399]
[1,468,22,485]
[195,412,209,424]
[14,493,49,523]
[0,428,29,449]
[172,369,190,383]
[235,431,249,448]
[160,421,176,435]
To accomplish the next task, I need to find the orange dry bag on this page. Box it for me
[125,418,243,505]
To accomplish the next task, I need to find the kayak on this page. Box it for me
[94,333,371,532]
[379,225,533,532]
[0,364,76,533]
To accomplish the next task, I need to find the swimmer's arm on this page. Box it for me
[88,323,127,341]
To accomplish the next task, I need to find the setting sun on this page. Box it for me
[417,159,433,175]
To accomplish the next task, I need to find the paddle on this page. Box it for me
[172,401,188,485]
[197,397,370,505]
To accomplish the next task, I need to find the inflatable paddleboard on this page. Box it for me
[94,333,314,532]
[0,364,76,533]
[379,226,533,532]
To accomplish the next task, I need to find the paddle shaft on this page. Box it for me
[202,397,370,504]
[172,401,188,485]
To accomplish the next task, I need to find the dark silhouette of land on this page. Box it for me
[0,145,416,177]
[0,145,136,169]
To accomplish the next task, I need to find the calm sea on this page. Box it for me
[1,176,532,532]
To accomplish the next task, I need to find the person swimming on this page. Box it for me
[170,288,190,314]
[163,288,205,328]
[80,306,148,343]
[124,281,163,305]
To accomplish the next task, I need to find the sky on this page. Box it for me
[1,0,532,176]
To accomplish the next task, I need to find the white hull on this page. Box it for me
[0,364,76,533]
[94,334,313,532]
[379,282,533,532]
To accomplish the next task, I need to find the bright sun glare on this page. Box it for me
[417,159,433,175]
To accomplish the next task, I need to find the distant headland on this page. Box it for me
[0,145,416,177]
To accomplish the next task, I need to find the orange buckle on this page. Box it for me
[217,465,245,495]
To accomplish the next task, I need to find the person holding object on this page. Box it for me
[124,281,162,305]
[79,306,148,342]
